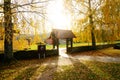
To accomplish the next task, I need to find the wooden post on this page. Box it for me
[57,38,59,55]
[70,38,73,52]
[66,38,69,53]
[66,38,73,52]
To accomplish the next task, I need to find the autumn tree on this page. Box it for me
[3,0,14,61]
[101,0,120,42]
[65,0,104,48]
[0,0,49,62]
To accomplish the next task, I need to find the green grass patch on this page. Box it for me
[29,43,92,50]
[99,48,120,57]
[14,66,39,80]
[53,61,120,80]
[84,61,120,80]
[0,58,120,80]
[0,59,46,80]
[0,42,116,52]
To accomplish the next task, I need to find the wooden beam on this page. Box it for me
[56,38,59,55]
[66,38,69,52]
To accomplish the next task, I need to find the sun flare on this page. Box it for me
[47,0,71,30]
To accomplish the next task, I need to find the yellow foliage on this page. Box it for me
[13,38,29,50]
[32,35,43,44]
[0,40,4,50]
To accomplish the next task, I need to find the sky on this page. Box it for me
[0,0,73,34]
[46,0,72,30]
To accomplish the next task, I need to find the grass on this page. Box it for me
[99,47,120,57]
[0,58,120,80]
[0,47,120,80]
[29,42,115,50]
[0,41,117,52]
[53,61,120,80]
[0,45,120,80]
[0,59,47,80]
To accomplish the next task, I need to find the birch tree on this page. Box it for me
[1,0,49,62]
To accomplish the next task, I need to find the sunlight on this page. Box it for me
[81,61,112,79]
[59,48,69,58]
[47,0,71,30]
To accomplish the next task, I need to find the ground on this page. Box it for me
[0,47,120,80]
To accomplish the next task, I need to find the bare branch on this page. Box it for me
[29,4,45,9]
[19,11,45,28]
[0,11,3,13]
[11,0,50,9]
[12,10,46,15]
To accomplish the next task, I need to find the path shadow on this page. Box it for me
[55,48,103,80]
[14,65,39,80]
[37,57,59,80]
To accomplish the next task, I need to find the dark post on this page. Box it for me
[56,38,59,55]
[70,38,73,52]
[66,38,73,53]
[38,44,46,59]
[66,38,69,52]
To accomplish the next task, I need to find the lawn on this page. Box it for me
[73,47,120,57]
[99,48,120,57]
[0,42,116,52]
[0,47,120,80]
[0,58,120,80]
[53,61,120,80]
[28,42,113,50]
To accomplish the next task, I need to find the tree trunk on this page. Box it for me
[88,0,96,49]
[4,0,14,61]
